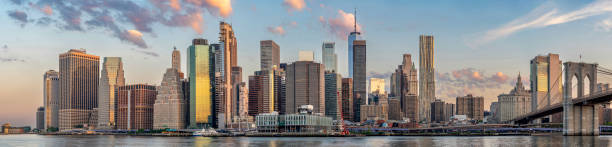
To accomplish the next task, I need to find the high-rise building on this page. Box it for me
[188,39,215,128]
[369,78,385,94]
[298,51,314,62]
[388,97,403,120]
[324,71,342,120]
[322,42,337,72]
[360,104,388,121]
[352,40,367,121]
[231,66,243,118]
[390,54,419,123]
[273,69,286,114]
[260,40,280,71]
[530,53,562,123]
[36,107,44,130]
[58,49,99,131]
[212,43,227,128]
[419,35,435,123]
[285,61,325,114]
[456,94,484,121]
[341,78,354,121]
[498,74,532,122]
[220,22,237,127]
[236,82,249,118]
[154,67,187,129]
[172,47,184,78]
[43,70,59,130]
[248,70,276,116]
[116,84,156,130]
[97,57,125,129]
[348,9,362,78]
[431,99,454,123]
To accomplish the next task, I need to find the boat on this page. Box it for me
[193,128,218,136]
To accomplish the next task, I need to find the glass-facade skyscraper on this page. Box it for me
[98,57,125,129]
[188,39,215,128]
[322,42,337,72]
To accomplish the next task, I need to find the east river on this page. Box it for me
[2,134,612,146]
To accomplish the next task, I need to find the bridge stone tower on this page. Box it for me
[563,62,598,136]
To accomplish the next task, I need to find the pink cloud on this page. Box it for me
[322,10,362,40]
[169,0,181,11]
[120,30,147,48]
[267,26,286,36]
[185,0,232,18]
[283,0,306,12]
[41,5,53,15]
[491,72,509,83]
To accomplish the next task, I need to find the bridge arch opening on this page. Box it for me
[584,75,591,96]
[571,74,578,98]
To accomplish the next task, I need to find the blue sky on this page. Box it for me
[2,0,612,126]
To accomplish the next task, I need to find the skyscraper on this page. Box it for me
[212,43,226,128]
[388,98,403,120]
[322,42,337,72]
[97,57,125,129]
[390,54,419,122]
[116,84,156,130]
[154,48,187,129]
[325,71,342,120]
[419,35,435,123]
[456,94,484,121]
[369,78,385,94]
[43,70,59,130]
[36,107,44,130]
[188,39,215,128]
[247,70,276,115]
[348,9,362,78]
[352,40,367,121]
[530,53,562,123]
[231,66,243,118]
[220,22,237,127]
[58,49,99,131]
[260,40,280,71]
[285,61,325,114]
[341,78,354,121]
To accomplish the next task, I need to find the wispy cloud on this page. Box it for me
[5,0,233,49]
[267,26,286,36]
[132,48,159,57]
[0,57,26,63]
[597,18,612,32]
[469,0,612,48]
[283,0,306,12]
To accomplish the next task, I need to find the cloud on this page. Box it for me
[132,48,159,57]
[491,72,509,83]
[120,30,147,48]
[283,0,306,12]
[321,10,362,40]
[469,0,612,48]
[597,18,612,32]
[6,0,233,49]
[267,26,286,36]
[367,71,393,79]
[0,57,26,63]
[436,68,514,100]
[9,0,23,5]
[7,10,28,25]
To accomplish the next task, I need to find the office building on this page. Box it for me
[285,61,325,114]
[341,78,354,121]
[236,82,249,118]
[58,49,100,131]
[36,107,44,130]
[348,9,362,78]
[248,70,276,116]
[324,71,342,120]
[116,84,156,130]
[43,70,59,130]
[260,40,280,71]
[369,78,385,94]
[97,57,125,129]
[419,35,435,123]
[390,54,419,123]
[530,53,562,123]
[220,22,237,127]
[298,51,314,61]
[360,104,388,121]
[188,38,215,128]
[154,68,187,129]
[498,74,532,122]
[456,94,484,121]
[352,40,367,121]
[388,97,403,120]
[431,99,454,123]
[322,42,337,72]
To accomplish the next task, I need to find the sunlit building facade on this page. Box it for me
[530,53,562,123]
[188,39,215,128]
[419,35,435,123]
[43,70,59,130]
[97,57,125,129]
[116,84,156,130]
[58,49,99,131]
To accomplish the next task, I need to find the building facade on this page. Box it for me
[369,78,385,94]
[37,107,44,130]
[154,68,187,129]
[456,94,484,121]
[341,78,354,121]
[388,97,403,121]
[530,53,562,123]
[419,35,435,123]
[260,40,280,71]
[498,74,532,122]
[97,57,125,129]
[360,104,388,121]
[248,70,276,116]
[58,49,100,131]
[116,84,156,130]
[298,51,314,61]
[188,38,215,128]
[322,42,337,72]
[43,70,59,130]
[353,40,367,121]
[220,22,237,127]
[285,61,325,114]
[430,99,454,123]
[324,72,342,120]
[390,54,419,123]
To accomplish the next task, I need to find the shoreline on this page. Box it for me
[31,132,576,137]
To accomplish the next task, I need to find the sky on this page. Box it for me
[2,0,612,127]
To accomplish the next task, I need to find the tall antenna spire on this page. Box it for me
[354,8,357,32]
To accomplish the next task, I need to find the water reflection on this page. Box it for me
[2,134,612,146]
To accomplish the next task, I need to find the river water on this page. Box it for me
[1,134,612,146]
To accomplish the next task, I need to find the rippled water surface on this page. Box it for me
[2,134,612,146]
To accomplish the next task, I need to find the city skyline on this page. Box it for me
[3,0,612,126]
